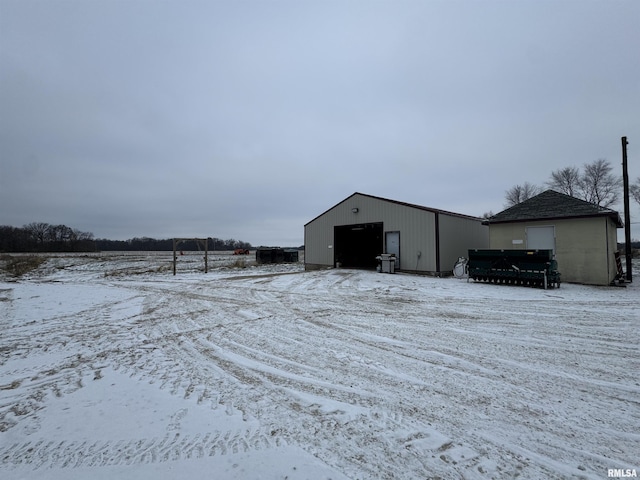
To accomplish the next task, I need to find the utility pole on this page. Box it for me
[622,136,632,282]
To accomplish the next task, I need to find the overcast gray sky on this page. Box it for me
[1,0,639,246]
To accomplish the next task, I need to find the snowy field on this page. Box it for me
[0,252,638,480]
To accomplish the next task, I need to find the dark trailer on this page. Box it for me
[256,247,299,264]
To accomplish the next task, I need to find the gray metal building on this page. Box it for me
[304,192,489,275]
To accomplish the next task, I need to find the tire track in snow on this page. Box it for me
[140,275,509,479]
[265,272,637,478]
[0,289,146,433]
[3,262,637,478]
[76,275,483,478]
[0,427,286,470]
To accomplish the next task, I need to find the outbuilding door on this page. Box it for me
[526,226,555,254]
[334,223,383,269]
[385,231,400,269]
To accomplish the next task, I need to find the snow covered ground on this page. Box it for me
[1,252,638,479]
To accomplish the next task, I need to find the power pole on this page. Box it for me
[622,136,632,282]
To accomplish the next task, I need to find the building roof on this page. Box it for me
[485,190,623,227]
[305,192,483,226]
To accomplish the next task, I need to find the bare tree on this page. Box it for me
[545,159,622,208]
[504,182,542,208]
[578,159,621,208]
[630,177,640,205]
[23,222,50,244]
[547,166,581,196]
[46,224,73,243]
[74,229,94,241]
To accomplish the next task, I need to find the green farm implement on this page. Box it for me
[467,249,561,289]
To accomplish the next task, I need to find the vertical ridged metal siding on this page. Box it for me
[305,193,488,273]
[439,214,490,272]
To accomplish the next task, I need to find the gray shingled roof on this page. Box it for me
[486,190,623,227]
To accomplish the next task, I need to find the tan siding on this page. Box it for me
[606,217,619,281]
[349,194,440,271]
[305,193,488,273]
[557,218,604,285]
[489,217,619,285]
[304,213,334,267]
[439,215,490,273]
[377,201,437,272]
[305,194,440,271]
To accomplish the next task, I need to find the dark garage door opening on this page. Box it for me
[334,223,383,269]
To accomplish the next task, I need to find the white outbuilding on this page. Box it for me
[304,192,489,275]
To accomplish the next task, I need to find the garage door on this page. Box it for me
[334,223,383,269]
[527,226,555,253]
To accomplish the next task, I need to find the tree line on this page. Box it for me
[503,159,640,209]
[0,222,252,253]
[95,237,252,252]
[1,223,96,252]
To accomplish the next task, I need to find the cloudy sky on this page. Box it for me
[1,0,639,246]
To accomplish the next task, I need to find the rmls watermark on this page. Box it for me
[608,469,637,478]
